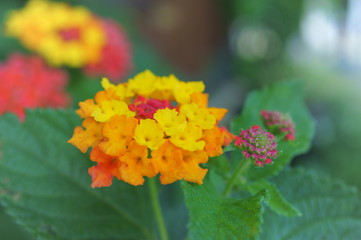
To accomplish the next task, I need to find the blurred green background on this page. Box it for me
[1,0,360,239]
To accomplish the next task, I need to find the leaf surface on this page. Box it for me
[247,179,301,217]
[0,109,154,240]
[261,168,361,240]
[182,171,267,240]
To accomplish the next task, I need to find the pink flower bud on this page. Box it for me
[260,110,296,141]
[234,125,278,167]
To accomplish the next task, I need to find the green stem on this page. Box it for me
[149,178,169,240]
[222,159,251,197]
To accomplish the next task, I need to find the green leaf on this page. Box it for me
[182,171,268,240]
[231,82,315,180]
[0,109,155,240]
[222,144,237,153]
[261,168,361,240]
[0,206,32,240]
[247,179,301,217]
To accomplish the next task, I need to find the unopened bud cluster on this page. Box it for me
[260,110,296,141]
[235,126,278,167]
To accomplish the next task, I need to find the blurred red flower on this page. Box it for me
[84,20,132,81]
[0,53,70,119]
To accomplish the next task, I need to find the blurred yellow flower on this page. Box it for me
[6,0,105,67]
[5,0,132,80]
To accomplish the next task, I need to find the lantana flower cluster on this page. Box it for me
[235,126,278,167]
[68,70,230,187]
[5,0,131,80]
[0,53,69,119]
[260,110,296,141]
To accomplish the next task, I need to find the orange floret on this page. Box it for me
[190,92,209,108]
[203,126,224,157]
[151,141,208,184]
[76,99,97,118]
[88,161,121,188]
[151,141,185,184]
[94,88,122,104]
[68,118,103,153]
[180,150,208,184]
[119,141,156,186]
[208,107,228,122]
[88,147,121,188]
[220,127,236,146]
[99,115,137,156]
[90,147,113,163]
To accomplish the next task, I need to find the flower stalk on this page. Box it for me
[149,178,169,240]
[222,158,251,197]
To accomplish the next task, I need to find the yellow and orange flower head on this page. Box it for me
[68,70,229,187]
[5,0,132,81]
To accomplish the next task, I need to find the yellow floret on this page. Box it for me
[150,74,180,100]
[101,78,127,100]
[174,81,205,104]
[101,78,115,90]
[153,108,187,136]
[180,103,216,130]
[156,74,180,91]
[134,119,165,150]
[126,70,158,97]
[91,100,135,122]
[170,123,205,151]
